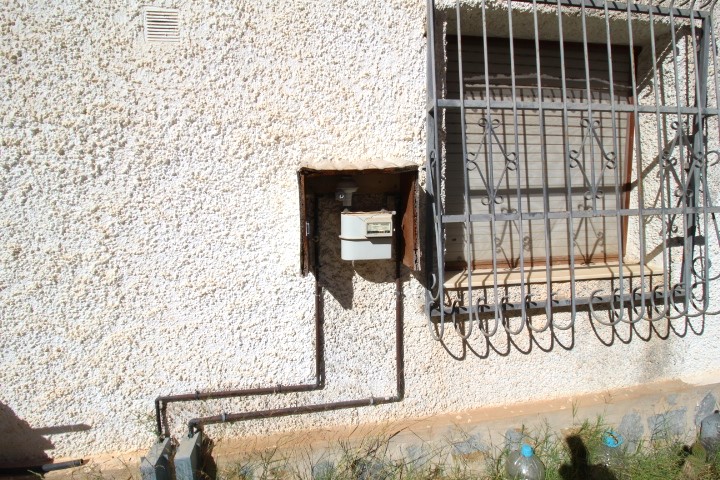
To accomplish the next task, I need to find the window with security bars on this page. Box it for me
[444,37,635,269]
[424,0,720,340]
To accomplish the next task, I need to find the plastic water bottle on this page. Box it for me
[700,411,720,456]
[597,430,624,468]
[506,444,546,480]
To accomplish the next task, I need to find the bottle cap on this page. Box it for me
[603,431,624,448]
[521,444,534,457]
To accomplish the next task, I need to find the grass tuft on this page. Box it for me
[215,417,720,480]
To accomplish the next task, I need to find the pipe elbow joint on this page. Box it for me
[187,419,201,437]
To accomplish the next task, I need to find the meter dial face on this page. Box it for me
[366,221,392,236]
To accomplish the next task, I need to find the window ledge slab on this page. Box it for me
[444,262,661,290]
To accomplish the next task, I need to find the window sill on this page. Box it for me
[443,262,661,290]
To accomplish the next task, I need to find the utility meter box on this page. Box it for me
[339,211,395,260]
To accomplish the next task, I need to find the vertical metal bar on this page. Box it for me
[703,14,720,315]
[580,1,599,213]
[602,0,627,323]
[533,0,554,323]
[425,0,446,339]
[667,0,693,317]
[455,0,475,339]
[506,0,530,330]
[687,7,711,315]
[625,0,650,322]
[554,0,578,330]
[648,5,672,318]
[480,0,505,332]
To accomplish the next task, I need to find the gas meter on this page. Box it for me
[339,211,395,260]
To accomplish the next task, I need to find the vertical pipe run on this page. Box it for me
[185,196,405,434]
[153,195,327,440]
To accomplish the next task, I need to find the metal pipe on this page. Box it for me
[187,397,401,431]
[0,459,87,475]
[155,193,404,438]
[186,198,405,435]
[154,196,326,439]
[188,267,405,434]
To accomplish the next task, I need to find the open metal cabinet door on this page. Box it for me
[298,171,314,277]
[297,167,420,276]
[399,170,420,271]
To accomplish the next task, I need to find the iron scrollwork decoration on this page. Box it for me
[424,0,720,342]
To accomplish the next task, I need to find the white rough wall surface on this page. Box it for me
[1,0,720,461]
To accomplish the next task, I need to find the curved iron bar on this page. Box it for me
[667,282,691,317]
[472,296,500,337]
[547,293,575,331]
[428,221,448,339]
[588,288,627,326]
[631,286,669,322]
[611,286,646,325]
[426,151,449,339]
[647,285,671,319]
[425,150,447,341]
[700,14,720,316]
[524,293,553,333]
[450,299,475,339]
[422,253,441,337]
[472,118,519,207]
[501,296,526,335]
[503,0,531,331]
[531,0,556,326]
[688,277,710,314]
[641,287,673,322]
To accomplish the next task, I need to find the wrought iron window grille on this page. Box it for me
[424,0,720,340]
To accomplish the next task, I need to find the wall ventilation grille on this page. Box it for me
[143,7,180,43]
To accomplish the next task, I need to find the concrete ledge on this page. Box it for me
[209,377,720,471]
[43,376,720,479]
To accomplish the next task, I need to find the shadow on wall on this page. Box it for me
[435,302,705,361]
[0,402,90,470]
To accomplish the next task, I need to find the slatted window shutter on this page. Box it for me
[444,37,633,269]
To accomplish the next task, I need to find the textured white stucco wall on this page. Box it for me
[2,0,720,462]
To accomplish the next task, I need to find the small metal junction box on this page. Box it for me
[339,211,395,260]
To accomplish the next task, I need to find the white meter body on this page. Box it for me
[339,211,395,260]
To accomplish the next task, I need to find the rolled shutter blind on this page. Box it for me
[444,37,633,269]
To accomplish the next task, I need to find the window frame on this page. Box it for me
[423,0,719,337]
[443,35,638,271]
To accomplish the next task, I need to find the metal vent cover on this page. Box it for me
[143,7,180,43]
